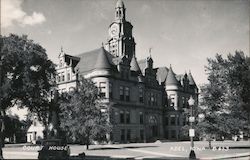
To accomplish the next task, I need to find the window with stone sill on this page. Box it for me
[148,93,151,106]
[109,83,113,99]
[165,116,169,126]
[177,116,180,126]
[170,115,176,125]
[67,73,70,81]
[119,86,124,101]
[139,87,144,103]
[126,111,130,124]
[170,94,175,107]
[140,129,144,141]
[127,129,131,141]
[61,73,65,82]
[125,87,130,101]
[57,75,61,82]
[121,129,125,141]
[139,112,144,124]
[120,111,125,124]
[171,130,176,139]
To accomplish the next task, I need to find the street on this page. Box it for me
[3,140,250,159]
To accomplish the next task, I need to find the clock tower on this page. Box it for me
[105,0,136,61]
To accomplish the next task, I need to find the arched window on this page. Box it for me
[149,115,157,125]
[69,87,75,92]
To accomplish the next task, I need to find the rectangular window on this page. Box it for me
[121,129,125,141]
[182,97,185,107]
[62,72,65,81]
[139,112,143,124]
[148,93,151,105]
[67,73,70,81]
[165,130,169,139]
[170,94,175,107]
[57,75,61,82]
[151,93,154,105]
[156,94,159,106]
[119,86,124,101]
[127,129,131,141]
[170,115,175,125]
[126,111,130,124]
[109,83,113,99]
[177,116,180,126]
[140,129,144,141]
[120,111,124,124]
[125,87,130,101]
[171,130,176,139]
[139,87,144,103]
[165,116,169,126]
[99,82,106,98]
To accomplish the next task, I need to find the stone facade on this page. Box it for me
[56,0,198,143]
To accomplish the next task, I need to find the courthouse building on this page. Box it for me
[56,0,198,143]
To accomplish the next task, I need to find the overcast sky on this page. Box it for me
[1,0,250,86]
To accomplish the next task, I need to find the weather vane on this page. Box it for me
[149,47,152,57]
[61,46,63,53]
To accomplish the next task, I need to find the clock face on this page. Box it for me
[110,24,118,36]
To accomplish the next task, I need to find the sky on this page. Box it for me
[1,0,250,84]
[1,0,250,119]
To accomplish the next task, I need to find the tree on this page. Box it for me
[4,114,27,143]
[59,77,111,149]
[0,34,56,158]
[197,51,250,145]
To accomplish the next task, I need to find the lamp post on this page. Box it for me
[188,96,196,159]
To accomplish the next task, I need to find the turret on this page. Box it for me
[94,47,113,70]
[165,65,182,92]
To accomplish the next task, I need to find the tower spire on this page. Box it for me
[115,0,126,21]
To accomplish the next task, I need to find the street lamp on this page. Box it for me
[188,96,196,159]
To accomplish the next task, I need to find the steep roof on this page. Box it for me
[165,66,180,86]
[95,47,113,69]
[188,71,196,86]
[130,55,141,73]
[75,47,115,75]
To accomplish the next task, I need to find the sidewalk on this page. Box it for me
[207,152,250,160]
[4,143,32,148]
[2,141,250,159]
